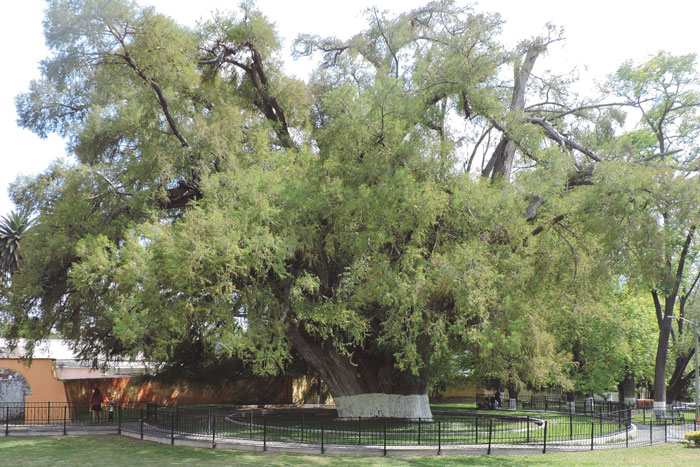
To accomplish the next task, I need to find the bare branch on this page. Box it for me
[526,117,603,162]
[89,169,132,197]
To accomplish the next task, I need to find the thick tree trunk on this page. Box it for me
[619,370,636,405]
[288,325,431,419]
[653,319,673,409]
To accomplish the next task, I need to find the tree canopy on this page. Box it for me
[3,0,698,417]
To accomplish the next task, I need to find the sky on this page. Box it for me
[2,0,699,216]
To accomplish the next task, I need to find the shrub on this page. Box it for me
[684,431,700,446]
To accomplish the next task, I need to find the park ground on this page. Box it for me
[1,435,700,466]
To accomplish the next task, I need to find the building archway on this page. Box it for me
[0,368,33,406]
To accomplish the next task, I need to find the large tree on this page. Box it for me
[3,0,678,418]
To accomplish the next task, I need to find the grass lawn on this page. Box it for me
[1,435,700,466]
[148,405,624,445]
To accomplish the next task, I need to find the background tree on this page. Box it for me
[590,52,700,408]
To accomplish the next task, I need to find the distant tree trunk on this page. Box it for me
[654,318,673,409]
[618,370,635,405]
[288,326,431,419]
[506,381,519,409]
[666,351,694,403]
[504,382,517,400]
[315,373,321,405]
[653,228,695,410]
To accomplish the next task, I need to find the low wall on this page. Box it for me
[63,375,293,406]
[1,357,295,407]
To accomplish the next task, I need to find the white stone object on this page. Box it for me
[334,393,432,419]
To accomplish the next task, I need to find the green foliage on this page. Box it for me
[600,52,700,400]
[5,0,695,403]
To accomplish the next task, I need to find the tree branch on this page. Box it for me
[526,117,602,162]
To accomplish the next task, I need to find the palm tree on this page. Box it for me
[0,210,33,276]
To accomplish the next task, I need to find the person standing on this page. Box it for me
[90,388,103,423]
[107,392,115,422]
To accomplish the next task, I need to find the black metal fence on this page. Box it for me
[475,394,629,415]
[1,401,697,455]
[0,401,146,436]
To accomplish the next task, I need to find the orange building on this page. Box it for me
[0,339,292,411]
[0,359,67,403]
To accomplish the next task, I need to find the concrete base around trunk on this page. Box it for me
[334,393,432,419]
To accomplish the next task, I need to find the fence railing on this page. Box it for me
[475,395,629,414]
[1,401,697,454]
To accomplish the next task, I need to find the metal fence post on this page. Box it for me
[543,421,548,454]
[526,415,530,443]
[212,413,216,449]
[417,417,421,445]
[590,422,594,450]
[319,418,323,454]
[118,405,122,435]
[4,406,8,436]
[487,418,492,455]
[263,417,267,452]
[625,419,629,447]
[438,421,441,455]
[569,411,573,440]
[47,401,51,425]
[63,405,67,435]
[140,408,144,440]
[475,416,479,444]
[599,411,603,435]
[664,419,667,442]
[358,416,361,445]
[383,420,387,456]
[249,411,253,439]
[171,411,175,446]
[618,408,622,431]
[650,417,653,445]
